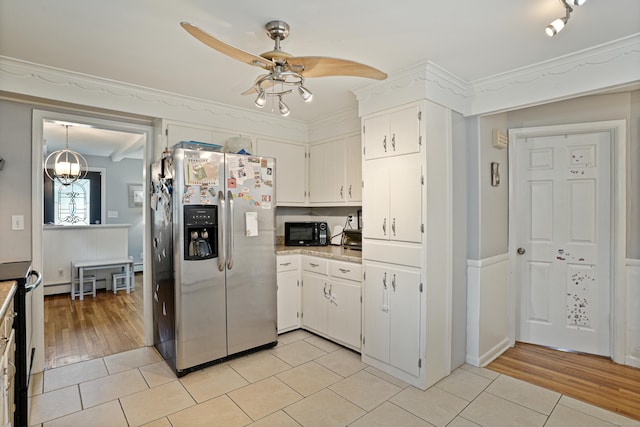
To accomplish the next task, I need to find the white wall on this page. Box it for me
[0,100,34,262]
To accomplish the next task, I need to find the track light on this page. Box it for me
[278,96,290,117]
[298,85,313,102]
[254,91,266,108]
[545,18,567,36]
[545,0,586,37]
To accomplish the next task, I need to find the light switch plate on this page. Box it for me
[107,211,119,218]
[11,215,24,230]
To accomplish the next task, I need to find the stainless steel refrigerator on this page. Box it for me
[150,142,277,376]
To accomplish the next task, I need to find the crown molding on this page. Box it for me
[354,34,640,117]
[308,105,360,142]
[0,56,308,142]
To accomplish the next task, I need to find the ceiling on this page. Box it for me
[2,0,640,141]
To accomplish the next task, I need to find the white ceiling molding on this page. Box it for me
[2,32,638,135]
[0,56,308,143]
[354,34,640,117]
[468,33,640,116]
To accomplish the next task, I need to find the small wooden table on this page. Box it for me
[71,257,133,300]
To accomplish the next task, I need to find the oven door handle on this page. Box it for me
[25,270,42,292]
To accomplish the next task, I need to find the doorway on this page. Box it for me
[509,120,627,361]
[31,109,154,371]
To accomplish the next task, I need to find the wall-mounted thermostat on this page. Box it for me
[492,129,508,149]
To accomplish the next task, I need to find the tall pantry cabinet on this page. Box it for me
[361,100,452,390]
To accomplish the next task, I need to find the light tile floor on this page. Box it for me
[29,330,639,427]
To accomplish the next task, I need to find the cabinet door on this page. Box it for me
[362,263,390,363]
[389,106,421,156]
[362,164,390,240]
[363,114,390,160]
[257,139,307,204]
[327,280,361,349]
[389,267,422,376]
[309,140,344,203]
[345,135,362,202]
[301,273,328,334]
[389,162,423,243]
[277,270,300,333]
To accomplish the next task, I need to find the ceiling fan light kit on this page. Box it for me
[545,0,587,37]
[180,20,386,116]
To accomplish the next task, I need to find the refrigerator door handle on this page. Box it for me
[227,190,234,270]
[218,190,226,272]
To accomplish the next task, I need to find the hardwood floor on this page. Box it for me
[487,342,640,421]
[44,273,144,369]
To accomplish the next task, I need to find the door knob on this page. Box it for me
[517,247,526,255]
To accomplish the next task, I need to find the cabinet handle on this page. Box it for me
[279,262,291,266]
[392,274,396,291]
[338,268,350,274]
[383,272,387,289]
[382,218,387,235]
[348,184,352,198]
[392,218,396,236]
[310,263,319,268]
[323,283,329,298]
[383,135,387,152]
[392,134,396,151]
[340,185,344,198]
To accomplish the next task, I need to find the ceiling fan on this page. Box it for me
[180,21,387,116]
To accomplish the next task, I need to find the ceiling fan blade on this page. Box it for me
[240,75,276,95]
[286,57,387,80]
[180,22,274,70]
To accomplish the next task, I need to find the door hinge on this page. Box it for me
[363,271,366,280]
[297,312,300,319]
[360,295,362,303]
[362,336,366,345]
[165,128,168,136]
[421,224,424,233]
[418,358,422,368]
[362,179,364,189]
[421,175,424,185]
[297,280,300,287]
[363,125,366,134]
[419,135,422,146]
[420,283,423,292]
[363,146,366,156]
[418,110,422,121]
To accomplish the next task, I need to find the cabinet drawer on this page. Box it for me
[277,255,300,273]
[330,261,362,282]
[302,256,329,275]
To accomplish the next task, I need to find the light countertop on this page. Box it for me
[0,281,17,320]
[276,245,362,264]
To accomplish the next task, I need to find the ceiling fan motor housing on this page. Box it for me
[265,21,290,41]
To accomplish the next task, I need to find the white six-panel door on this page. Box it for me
[515,131,611,356]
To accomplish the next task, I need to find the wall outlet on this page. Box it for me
[107,211,118,218]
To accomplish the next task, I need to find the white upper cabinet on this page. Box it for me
[363,105,421,160]
[256,139,307,205]
[362,158,423,243]
[309,134,362,205]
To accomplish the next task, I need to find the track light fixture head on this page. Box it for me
[545,0,587,37]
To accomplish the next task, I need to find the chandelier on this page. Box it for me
[44,124,88,186]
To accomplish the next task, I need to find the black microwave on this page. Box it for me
[285,222,329,246]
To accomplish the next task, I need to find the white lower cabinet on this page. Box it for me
[276,255,301,334]
[301,256,362,351]
[363,262,421,377]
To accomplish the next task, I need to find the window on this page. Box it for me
[44,170,103,225]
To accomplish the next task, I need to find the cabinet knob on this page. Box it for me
[517,247,526,255]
